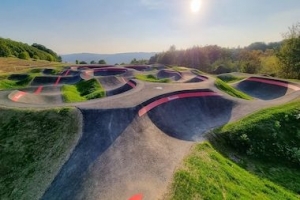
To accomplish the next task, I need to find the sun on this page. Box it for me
[190,0,202,13]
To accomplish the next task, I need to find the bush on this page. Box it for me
[18,51,30,60]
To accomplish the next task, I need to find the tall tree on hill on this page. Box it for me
[0,44,11,57]
[276,22,300,79]
[98,59,106,64]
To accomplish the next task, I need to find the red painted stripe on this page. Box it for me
[129,194,143,200]
[54,76,62,86]
[64,69,71,76]
[12,91,26,102]
[247,77,300,91]
[127,81,136,88]
[138,92,220,116]
[34,86,43,94]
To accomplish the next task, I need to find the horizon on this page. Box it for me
[1,0,300,54]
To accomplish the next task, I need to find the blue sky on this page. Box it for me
[1,0,300,54]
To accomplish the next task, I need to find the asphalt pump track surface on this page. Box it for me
[1,66,300,200]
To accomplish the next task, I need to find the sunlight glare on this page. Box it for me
[191,0,201,13]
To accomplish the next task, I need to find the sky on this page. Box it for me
[1,0,300,54]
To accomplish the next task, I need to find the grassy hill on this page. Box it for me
[0,57,67,74]
[0,37,60,62]
[167,100,300,199]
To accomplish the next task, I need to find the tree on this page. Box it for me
[0,44,11,57]
[76,60,79,64]
[18,51,30,60]
[98,59,106,64]
[276,22,300,79]
[238,50,261,74]
[90,60,96,64]
[79,61,87,64]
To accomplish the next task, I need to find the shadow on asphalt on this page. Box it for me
[147,96,235,141]
[41,108,136,200]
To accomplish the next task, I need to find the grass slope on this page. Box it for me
[0,107,81,200]
[167,100,300,199]
[0,57,67,74]
[215,78,252,100]
[62,79,105,103]
[135,74,171,83]
[211,100,300,193]
[167,142,298,200]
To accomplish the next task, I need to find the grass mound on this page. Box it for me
[167,142,298,200]
[215,78,252,100]
[217,74,245,83]
[0,107,81,200]
[135,74,171,83]
[0,74,33,90]
[213,100,300,166]
[62,79,105,103]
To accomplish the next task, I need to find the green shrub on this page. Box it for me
[18,51,30,60]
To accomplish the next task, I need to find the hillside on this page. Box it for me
[0,57,67,74]
[0,37,60,62]
[61,52,157,64]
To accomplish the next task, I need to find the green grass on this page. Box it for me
[215,78,252,100]
[135,74,171,83]
[217,74,245,83]
[171,66,189,72]
[210,100,300,194]
[0,74,34,90]
[167,142,298,200]
[0,107,81,200]
[61,79,105,103]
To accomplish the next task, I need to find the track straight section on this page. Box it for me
[138,91,221,116]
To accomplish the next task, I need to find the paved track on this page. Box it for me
[1,65,300,200]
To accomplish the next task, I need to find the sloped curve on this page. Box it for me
[157,69,182,81]
[235,77,300,100]
[141,90,235,141]
[41,108,137,200]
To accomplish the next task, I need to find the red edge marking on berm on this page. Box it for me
[128,194,143,200]
[34,86,43,94]
[138,91,221,117]
[12,91,26,102]
[54,76,62,86]
[64,69,71,76]
[248,77,300,91]
[127,81,136,88]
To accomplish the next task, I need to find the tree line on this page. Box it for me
[149,23,300,79]
[0,37,61,62]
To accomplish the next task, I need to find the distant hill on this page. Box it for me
[61,52,157,64]
[0,37,60,62]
